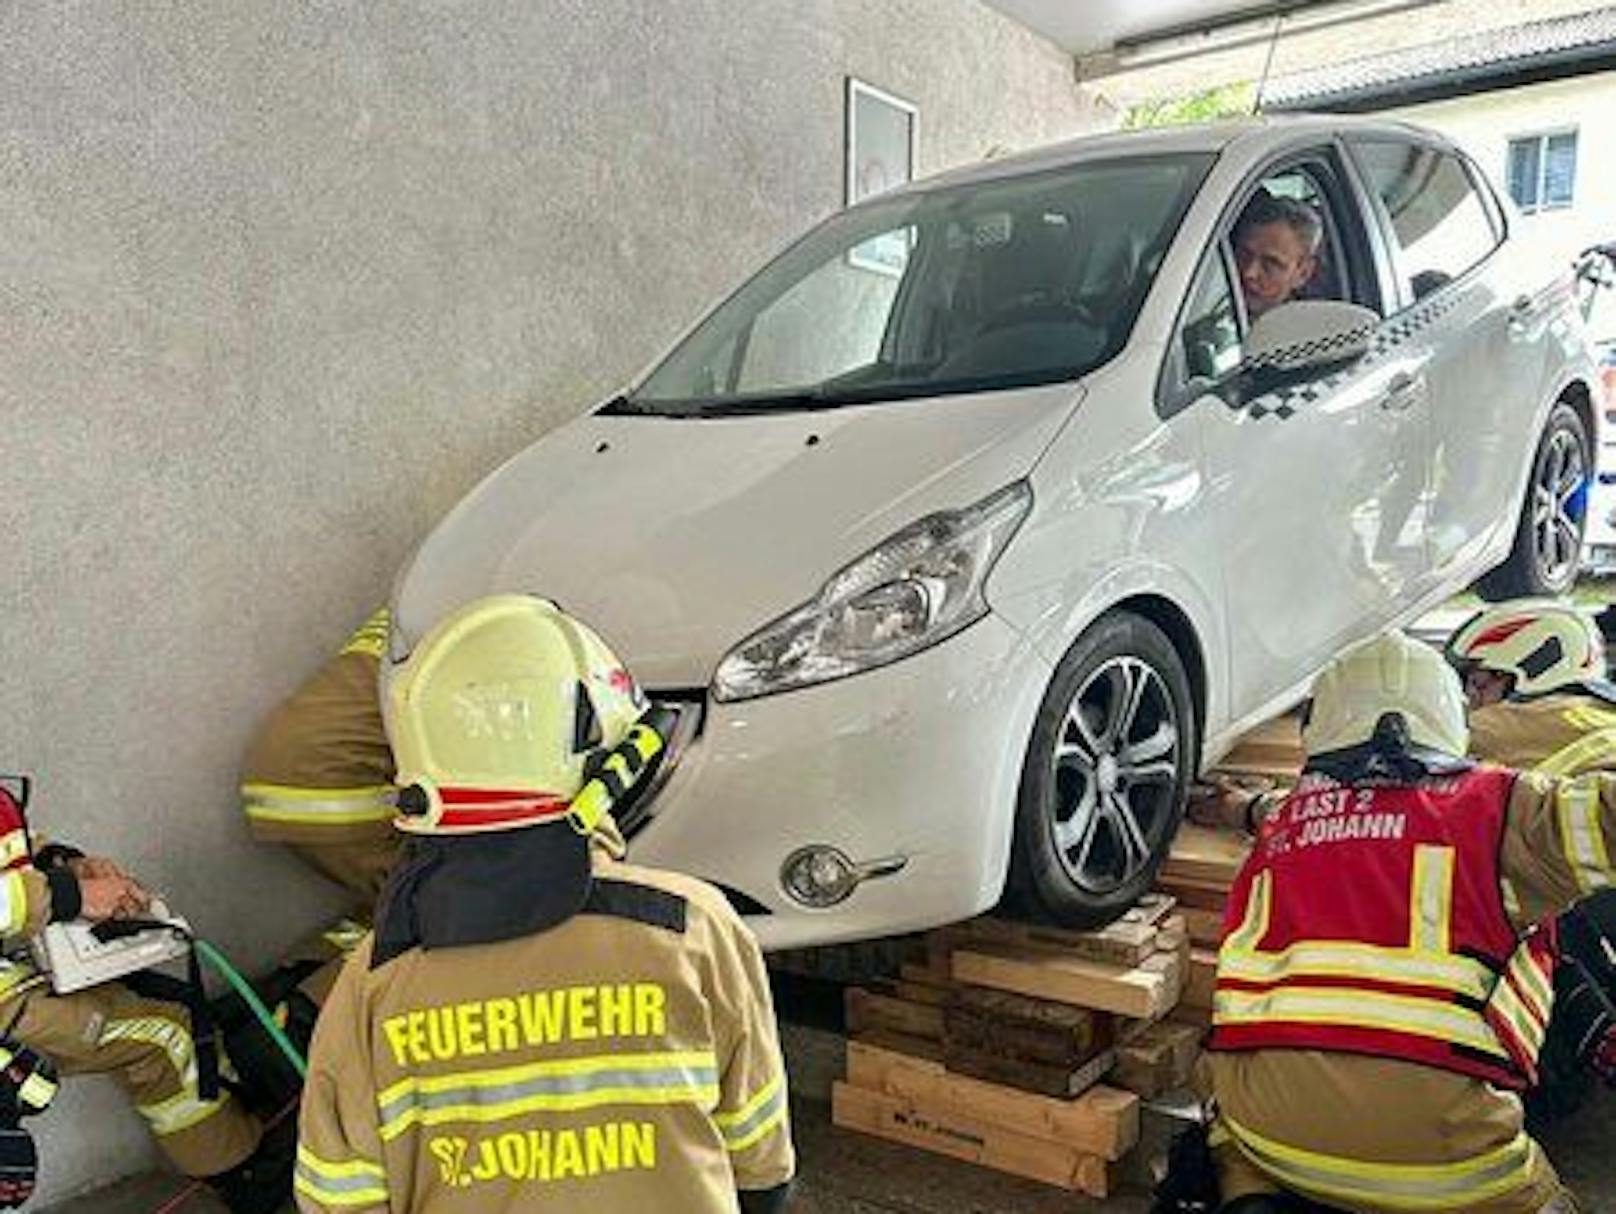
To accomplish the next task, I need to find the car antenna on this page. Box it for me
[1252,6,1289,115]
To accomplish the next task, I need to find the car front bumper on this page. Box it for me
[626,613,1052,950]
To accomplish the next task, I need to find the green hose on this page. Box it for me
[194,939,308,1080]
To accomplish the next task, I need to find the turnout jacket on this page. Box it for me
[1469,692,1616,777]
[1213,765,1616,1079]
[296,853,794,1214]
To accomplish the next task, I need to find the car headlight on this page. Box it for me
[712,480,1032,702]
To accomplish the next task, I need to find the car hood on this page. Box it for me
[393,385,1083,687]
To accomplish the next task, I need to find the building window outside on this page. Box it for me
[1506,131,1577,213]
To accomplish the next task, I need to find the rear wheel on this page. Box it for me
[1477,402,1590,600]
[1009,612,1195,929]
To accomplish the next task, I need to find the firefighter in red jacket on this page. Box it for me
[0,781,290,1212]
[1206,630,1612,1213]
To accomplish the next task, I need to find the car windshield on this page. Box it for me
[621,152,1214,415]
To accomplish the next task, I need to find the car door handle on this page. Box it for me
[1378,371,1425,413]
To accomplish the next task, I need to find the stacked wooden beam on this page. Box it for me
[834,897,1189,1196]
[1154,710,1304,1025]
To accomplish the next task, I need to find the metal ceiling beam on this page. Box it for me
[1077,0,1440,79]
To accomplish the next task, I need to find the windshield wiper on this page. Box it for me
[605,390,847,418]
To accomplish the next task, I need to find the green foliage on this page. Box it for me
[1123,82,1257,130]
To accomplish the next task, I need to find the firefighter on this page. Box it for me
[1193,601,1614,835]
[238,607,400,1006]
[295,596,795,1214]
[0,782,292,1213]
[1203,630,1615,1213]
[239,606,399,904]
[1446,599,1616,777]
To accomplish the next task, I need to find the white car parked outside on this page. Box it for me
[389,117,1600,949]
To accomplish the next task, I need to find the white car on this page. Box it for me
[390,117,1599,949]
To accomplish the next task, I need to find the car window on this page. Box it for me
[1351,141,1500,303]
[626,154,1214,414]
[735,229,912,393]
[1179,253,1243,382]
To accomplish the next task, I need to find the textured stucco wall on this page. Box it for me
[1,0,1101,1201]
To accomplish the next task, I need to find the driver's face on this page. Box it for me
[1236,221,1317,319]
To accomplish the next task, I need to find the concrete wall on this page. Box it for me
[0,0,1101,1201]
[1382,72,1616,340]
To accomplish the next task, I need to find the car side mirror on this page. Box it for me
[1241,300,1379,380]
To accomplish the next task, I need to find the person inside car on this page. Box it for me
[1234,192,1322,321]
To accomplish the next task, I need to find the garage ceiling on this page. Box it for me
[981,0,1421,57]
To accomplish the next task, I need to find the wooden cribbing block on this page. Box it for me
[1180,905,1225,948]
[832,1083,1117,1196]
[1183,948,1218,1011]
[953,913,1160,968]
[850,1028,945,1063]
[1170,1003,1213,1030]
[845,988,944,1040]
[1162,824,1251,887]
[944,1043,1117,1099]
[843,1041,1139,1160]
[1212,715,1304,780]
[952,944,1181,1020]
[1155,874,1230,912]
[1113,1020,1204,1098]
[900,961,953,988]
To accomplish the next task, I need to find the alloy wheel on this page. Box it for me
[1047,655,1180,895]
[1532,426,1586,590]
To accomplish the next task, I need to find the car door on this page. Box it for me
[1347,137,1535,581]
[1165,146,1434,716]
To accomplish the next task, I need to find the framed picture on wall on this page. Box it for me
[846,77,918,275]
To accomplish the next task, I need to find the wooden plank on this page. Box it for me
[894,980,951,1007]
[846,1044,1133,1155]
[1155,874,1230,912]
[944,1044,1117,1099]
[843,1040,1139,1160]
[952,944,1180,1020]
[1161,824,1250,887]
[1169,1002,1213,1030]
[1112,1021,1203,1099]
[1179,905,1225,948]
[846,988,944,1040]
[1120,892,1177,927]
[850,1029,945,1063]
[948,916,1159,968]
[900,961,953,988]
[1183,948,1218,1011]
[832,1083,1117,1196]
[944,1008,1103,1068]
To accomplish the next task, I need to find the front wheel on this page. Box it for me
[1009,612,1195,929]
[1477,402,1590,600]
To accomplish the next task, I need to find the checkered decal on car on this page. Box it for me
[1243,289,1465,421]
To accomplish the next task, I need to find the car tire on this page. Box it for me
[1009,612,1195,929]
[1477,402,1590,601]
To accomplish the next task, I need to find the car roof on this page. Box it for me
[888,114,1451,198]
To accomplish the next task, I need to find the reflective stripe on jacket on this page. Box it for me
[1211,766,1528,1087]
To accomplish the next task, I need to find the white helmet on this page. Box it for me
[1446,600,1607,699]
[1304,631,1469,760]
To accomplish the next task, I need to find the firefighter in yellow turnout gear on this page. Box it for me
[240,607,400,903]
[1204,632,1616,1214]
[296,596,794,1214]
[1448,599,1616,779]
[0,781,290,1213]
